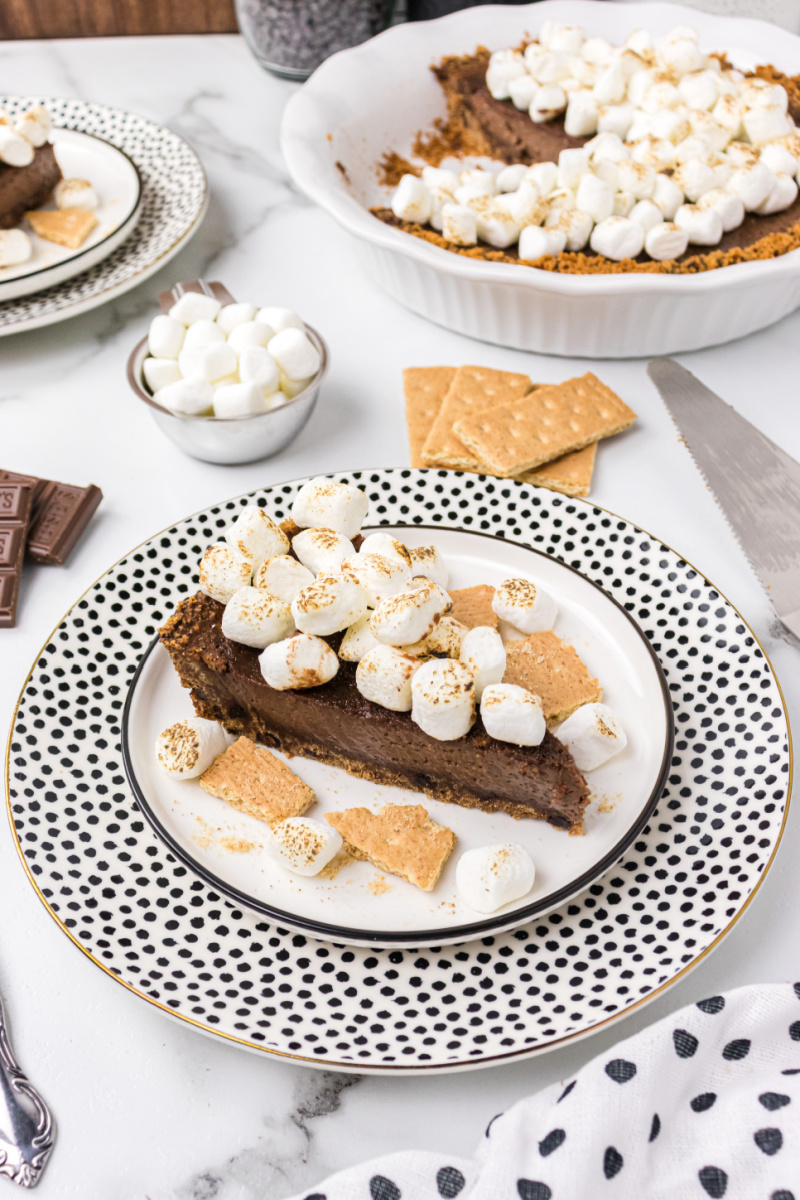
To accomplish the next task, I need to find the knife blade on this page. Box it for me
[647,357,800,640]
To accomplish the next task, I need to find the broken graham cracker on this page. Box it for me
[454,373,636,477]
[199,736,315,826]
[449,584,498,630]
[403,367,456,468]
[421,365,533,470]
[325,803,456,892]
[503,631,602,726]
[519,442,597,498]
[26,208,98,250]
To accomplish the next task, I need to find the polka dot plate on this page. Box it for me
[0,97,207,334]
[6,470,792,1073]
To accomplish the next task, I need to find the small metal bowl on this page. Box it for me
[126,322,328,466]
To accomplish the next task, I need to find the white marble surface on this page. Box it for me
[1,30,799,1200]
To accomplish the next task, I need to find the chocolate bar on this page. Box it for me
[0,470,102,566]
[0,481,32,628]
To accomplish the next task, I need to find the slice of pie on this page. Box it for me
[0,143,61,230]
[326,803,455,891]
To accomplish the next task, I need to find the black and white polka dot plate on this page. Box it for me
[6,470,792,1073]
[0,97,207,334]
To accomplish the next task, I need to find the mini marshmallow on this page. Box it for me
[169,292,222,325]
[549,23,584,54]
[411,658,476,741]
[392,174,432,223]
[590,215,645,260]
[556,701,627,770]
[278,372,311,399]
[697,188,745,232]
[672,159,718,202]
[221,586,295,648]
[428,185,457,232]
[211,373,241,394]
[629,136,675,172]
[370,580,450,646]
[557,147,590,189]
[142,356,181,393]
[227,320,274,356]
[586,130,629,163]
[356,644,421,711]
[531,83,568,123]
[198,543,252,603]
[652,172,684,219]
[291,573,368,636]
[226,506,289,567]
[155,717,231,780]
[255,306,305,333]
[674,134,712,165]
[422,166,459,191]
[441,203,478,246]
[402,615,467,660]
[757,172,798,214]
[266,817,343,877]
[657,34,704,76]
[148,314,185,360]
[713,95,743,137]
[688,111,729,154]
[596,102,635,139]
[53,177,98,210]
[213,381,268,418]
[268,328,322,381]
[339,612,382,662]
[14,105,50,147]
[0,228,32,267]
[583,35,615,64]
[499,183,544,229]
[519,224,567,259]
[155,377,213,416]
[509,74,540,112]
[358,533,412,568]
[292,479,369,539]
[592,60,627,106]
[612,191,636,217]
[743,104,792,146]
[760,142,800,177]
[644,221,689,260]
[674,203,723,245]
[486,52,527,100]
[629,198,663,232]
[497,164,529,192]
[178,341,238,384]
[293,527,355,576]
[237,345,280,395]
[575,172,614,221]
[544,208,594,251]
[616,159,656,199]
[678,68,719,111]
[530,50,572,86]
[525,161,559,194]
[564,90,599,137]
[407,544,448,587]
[624,29,652,57]
[727,161,777,211]
[456,843,535,913]
[460,625,506,701]
[255,554,314,603]
[480,683,546,747]
[649,109,690,145]
[492,578,558,634]
[183,318,227,350]
[342,553,411,607]
[259,633,339,690]
[591,156,620,189]
[216,302,257,335]
[0,127,33,167]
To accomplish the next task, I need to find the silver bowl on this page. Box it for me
[126,323,328,466]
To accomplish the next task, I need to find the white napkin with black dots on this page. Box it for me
[289,982,799,1200]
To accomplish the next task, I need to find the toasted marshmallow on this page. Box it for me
[148,314,185,360]
[178,341,238,384]
[593,59,627,106]
[293,527,355,576]
[460,625,506,700]
[410,658,476,741]
[480,683,546,747]
[222,586,295,648]
[428,184,457,231]
[342,553,411,607]
[53,177,98,210]
[392,173,432,223]
[525,161,558,194]
[406,544,448,587]
[155,717,231,780]
[629,198,663,231]
[688,111,729,154]
[441,203,478,246]
[339,612,382,662]
[644,221,689,260]
[216,302,257,335]
[14,105,50,147]
[583,35,615,64]
[486,52,527,100]
[672,159,718,202]
[760,142,800,177]
[756,173,798,215]
[169,292,222,325]
[142,356,181,395]
[266,817,343,877]
[292,479,369,539]
[457,842,535,912]
[678,68,719,112]
[403,615,468,659]
[358,533,412,568]
[712,95,743,138]
[652,172,684,219]
[596,102,635,139]
[674,203,723,245]
[657,35,704,76]
[697,188,745,232]
[616,159,656,199]
[213,381,267,418]
[255,554,314,603]
[499,182,544,228]
[198,543,252,603]
[557,147,590,189]
[237,345,280,395]
[649,108,690,145]
[586,130,629,162]
[182,317,226,350]
[255,306,304,333]
[356,644,421,711]
[612,191,636,217]
[564,90,599,136]
[370,581,450,646]
[269,328,322,381]
[556,702,627,770]
[530,50,571,86]
[226,506,289,567]
[259,633,339,690]
[574,172,614,221]
[549,23,584,54]
[474,203,519,249]
[591,156,620,189]
[727,161,777,211]
[519,224,567,259]
[292,573,367,636]
[422,165,459,191]
[496,164,528,192]
[492,578,558,634]
[529,82,566,122]
[629,136,675,172]
[743,104,792,146]
[544,208,593,251]
[155,377,213,416]
[227,320,273,355]
[624,29,652,57]
[0,127,34,167]
[0,228,32,267]
[590,215,645,260]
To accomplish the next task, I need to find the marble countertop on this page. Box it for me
[1,31,799,1200]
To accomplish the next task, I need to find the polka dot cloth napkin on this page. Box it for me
[290,982,800,1200]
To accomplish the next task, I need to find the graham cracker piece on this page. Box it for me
[421,365,533,469]
[404,367,456,468]
[325,803,455,892]
[199,736,315,827]
[453,373,636,477]
[26,208,98,249]
[448,584,498,630]
[503,631,602,725]
[519,442,597,498]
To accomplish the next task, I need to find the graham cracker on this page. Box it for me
[503,631,602,726]
[448,584,498,630]
[199,736,315,827]
[421,365,533,470]
[404,367,456,468]
[519,442,597,498]
[26,208,98,249]
[325,803,456,892]
[453,373,636,477]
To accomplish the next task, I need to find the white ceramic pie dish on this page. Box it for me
[281,0,800,358]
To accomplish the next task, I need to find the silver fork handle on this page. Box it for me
[0,995,55,1187]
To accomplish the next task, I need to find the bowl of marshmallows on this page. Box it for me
[127,280,328,465]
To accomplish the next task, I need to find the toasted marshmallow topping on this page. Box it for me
[0,127,34,167]
[266,817,343,877]
[697,188,745,232]
[480,683,546,747]
[169,292,222,326]
[0,228,32,268]
[226,506,289,568]
[198,543,252,604]
[291,479,369,539]
[148,314,185,360]
[727,162,777,211]
[338,612,382,662]
[403,615,468,659]
[221,586,295,649]
[674,203,724,245]
[291,573,368,636]
[293,527,355,576]
[556,701,627,770]
[54,177,98,211]
[358,532,412,568]
[15,105,50,147]
[456,843,536,913]
[370,580,450,646]
[406,544,449,587]
[590,215,645,259]
[410,658,476,741]
[341,553,412,608]
[392,173,433,222]
[644,221,689,260]
[441,203,479,246]
[259,633,339,690]
[460,625,507,700]
[356,644,422,711]
[492,578,558,634]
[155,717,231,780]
[254,554,315,604]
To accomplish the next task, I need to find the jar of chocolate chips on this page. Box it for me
[235,0,396,80]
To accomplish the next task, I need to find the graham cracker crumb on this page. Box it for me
[368,873,394,895]
[503,630,602,725]
[325,803,456,891]
[199,736,315,827]
[219,836,257,854]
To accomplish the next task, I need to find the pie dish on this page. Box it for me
[281,1,800,356]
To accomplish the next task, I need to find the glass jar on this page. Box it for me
[235,0,397,80]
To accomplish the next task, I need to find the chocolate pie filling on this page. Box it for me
[0,143,62,230]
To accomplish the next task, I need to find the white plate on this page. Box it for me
[0,128,143,301]
[123,525,671,947]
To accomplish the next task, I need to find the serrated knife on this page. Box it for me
[647,357,800,640]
